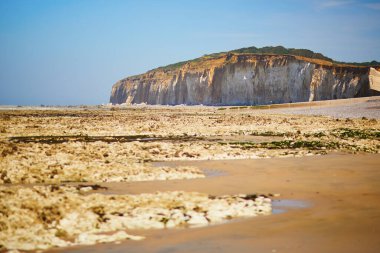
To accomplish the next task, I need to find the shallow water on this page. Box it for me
[201,168,227,178]
[272,199,310,214]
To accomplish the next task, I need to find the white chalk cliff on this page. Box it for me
[110,53,379,105]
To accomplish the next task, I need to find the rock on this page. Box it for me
[186,211,209,226]
[110,53,373,106]
[207,209,228,223]
[75,231,144,245]
[79,186,93,192]
[0,186,272,251]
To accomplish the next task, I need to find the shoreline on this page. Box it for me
[48,153,380,253]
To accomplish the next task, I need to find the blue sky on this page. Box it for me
[1,0,380,105]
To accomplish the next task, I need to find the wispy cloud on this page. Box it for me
[318,0,355,9]
[365,3,380,10]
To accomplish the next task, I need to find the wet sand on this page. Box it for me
[271,96,380,119]
[50,153,380,253]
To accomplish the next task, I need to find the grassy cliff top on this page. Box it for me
[155,46,380,71]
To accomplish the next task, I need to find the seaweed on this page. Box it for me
[249,131,291,137]
[241,194,258,200]
[331,128,380,139]
[303,132,327,138]
[91,206,109,223]
[224,140,342,150]
[9,134,205,144]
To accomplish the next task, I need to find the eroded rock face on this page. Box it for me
[369,67,380,92]
[110,54,372,105]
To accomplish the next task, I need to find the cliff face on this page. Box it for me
[110,54,377,105]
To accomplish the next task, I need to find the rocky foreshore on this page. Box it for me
[0,104,379,251]
[0,185,271,251]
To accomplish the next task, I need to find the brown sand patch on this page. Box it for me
[48,153,380,253]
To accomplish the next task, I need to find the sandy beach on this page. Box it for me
[46,153,380,253]
[1,97,379,252]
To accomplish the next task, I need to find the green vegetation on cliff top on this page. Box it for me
[156,45,380,71]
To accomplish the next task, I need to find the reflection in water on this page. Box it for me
[272,199,310,214]
[202,168,227,177]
